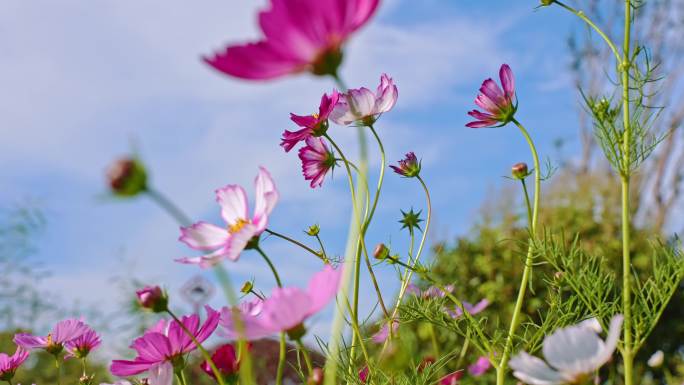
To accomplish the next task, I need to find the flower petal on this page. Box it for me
[306,265,342,315]
[148,361,173,385]
[216,185,249,226]
[252,167,279,232]
[509,351,564,385]
[179,222,229,251]
[499,64,515,99]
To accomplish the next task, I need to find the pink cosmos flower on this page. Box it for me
[219,265,341,340]
[14,319,89,355]
[0,347,29,382]
[111,306,220,385]
[201,344,239,380]
[331,74,398,126]
[281,91,339,152]
[65,327,101,359]
[468,356,492,377]
[204,0,380,80]
[440,370,464,385]
[467,64,516,128]
[136,286,168,312]
[298,137,336,188]
[447,299,490,319]
[389,152,421,178]
[177,167,279,268]
[405,283,454,299]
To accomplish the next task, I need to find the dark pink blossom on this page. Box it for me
[358,366,369,383]
[467,64,517,128]
[282,91,339,152]
[201,344,239,380]
[204,0,380,80]
[298,137,336,188]
[440,370,464,385]
[111,306,220,384]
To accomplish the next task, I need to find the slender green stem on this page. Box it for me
[497,119,541,385]
[81,357,88,376]
[264,229,322,260]
[521,179,533,225]
[254,246,287,385]
[167,310,226,385]
[620,2,634,385]
[456,331,471,369]
[7,379,12,385]
[296,339,314,377]
[176,371,188,385]
[323,133,370,377]
[387,175,432,334]
[553,1,622,63]
[314,234,330,263]
[427,323,441,358]
[145,187,192,226]
[331,73,348,91]
[254,246,283,287]
[54,355,62,385]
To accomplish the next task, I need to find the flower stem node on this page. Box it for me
[286,323,308,340]
[106,158,148,197]
[305,224,320,236]
[136,286,169,313]
[540,0,554,6]
[373,243,389,260]
[511,162,530,180]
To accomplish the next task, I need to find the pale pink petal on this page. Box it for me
[13,334,47,349]
[260,287,311,331]
[175,244,233,268]
[216,185,249,226]
[373,73,398,114]
[148,362,174,385]
[219,307,277,340]
[306,265,342,315]
[252,167,279,232]
[223,224,258,261]
[178,222,229,251]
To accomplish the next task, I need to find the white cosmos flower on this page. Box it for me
[509,315,623,385]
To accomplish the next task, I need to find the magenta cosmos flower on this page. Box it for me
[65,326,101,359]
[177,167,279,268]
[440,370,464,385]
[331,73,398,126]
[14,319,89,355]
[468,356,492,377]
[466,64,517,128]
[281,90,339,152]
[299,137,336,188]
[201,344,239,380]
[204,0,380,80]
[219,265,341,340]
[447,299,490,319]
[111,306,220,384]
[0,347,28,382]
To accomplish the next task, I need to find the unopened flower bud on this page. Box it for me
[389,152,421,178]
[307,367,324,385]
[240,281,254,294]
[136,286,168,313]
[511,162,529,180]
[399,208,423,232]
[106,157,147,197]
[540,0,554,6]
[373,243,389,260]
[306,224,320,236]
[418,356,436,373]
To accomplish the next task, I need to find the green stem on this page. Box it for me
[456,331,471,369]
[323,133,371,378]
[81,357,88,377]
[620,3,634,385]
[167,310,226,385]
[254,246,287,385]
[264,229,322,260]
[54,355,62,385]
[387,175,432,335]
[553,1,622,63]
[497,119,541,385]
[427,323,441,358]
[176,371,188,385]
[296,339,314,377]
[314,234,330,263]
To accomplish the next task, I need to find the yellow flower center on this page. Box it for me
[46,333,54,346]
[228,218,249,234]
[312,112,319,119]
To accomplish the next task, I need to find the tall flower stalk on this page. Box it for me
[496,119,541,384]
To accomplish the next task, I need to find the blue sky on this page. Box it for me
[0,0,583,347]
